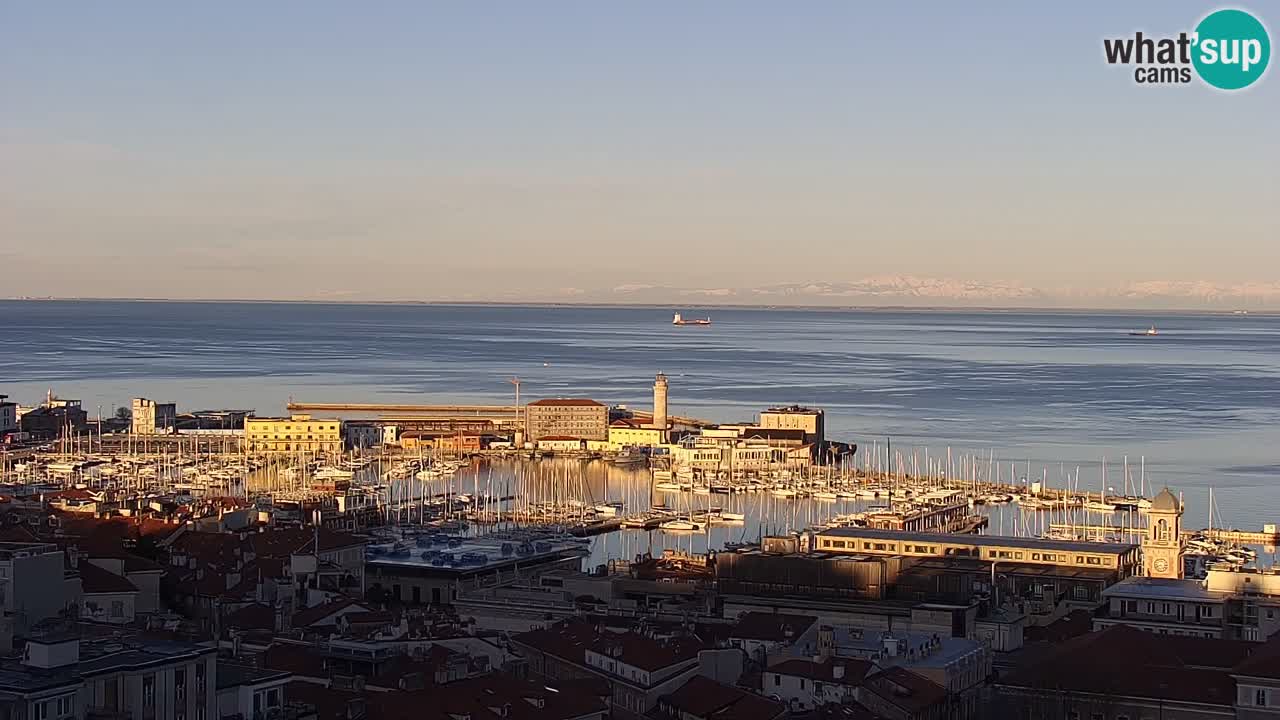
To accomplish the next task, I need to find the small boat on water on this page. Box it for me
[660,518,700,531]
[1129,325,1159,337]
[612,448,646,466]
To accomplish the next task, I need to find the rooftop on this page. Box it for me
[1102,576,1229,603]
[364,533,586,575]
[528,398,605,407]
[861,666,948,714]
[216,663,292,691]
[767,656,873,687]
[659,675,785,720]
[0,634,214,694]
[513,618,708,677]
[999,624,1253,706]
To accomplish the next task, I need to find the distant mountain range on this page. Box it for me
[569,276,1280,309]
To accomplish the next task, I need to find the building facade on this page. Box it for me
[759,406,825,447]
[244,414,342,454]
[526,399,608,441]
[131,398,177,435]
[0,394,17,436]
[1144,488,1184,579]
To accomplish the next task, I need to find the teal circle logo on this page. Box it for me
[1192,9,1271,90]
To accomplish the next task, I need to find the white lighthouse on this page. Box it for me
[653,372,669,430]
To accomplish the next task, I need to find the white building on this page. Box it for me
[5,633,219,720]
[131,397,177,435]
[0,394,17,435]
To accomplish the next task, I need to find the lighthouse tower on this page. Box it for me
[653,373,669,429]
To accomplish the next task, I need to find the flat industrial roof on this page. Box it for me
[818,527,1138,555]
[364,534,587,575]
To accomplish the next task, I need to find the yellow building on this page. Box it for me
[244,414,342,454]
[608,422,666,448]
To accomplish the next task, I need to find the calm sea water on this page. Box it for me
[3,300,1279,530]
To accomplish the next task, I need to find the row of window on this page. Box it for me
[248,424,339,432]
[818,537,1119,567]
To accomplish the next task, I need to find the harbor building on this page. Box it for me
[363,534,587,607]
[812,527,1141,578]
[526,398,608,441]
[608,419,666,448]
[244,414,342,454]
[19,394,88,439]
[130,397,176,435]
[759,405,825,448]
[0,394,16,437]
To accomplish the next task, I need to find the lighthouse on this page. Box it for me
[653,372,669,429]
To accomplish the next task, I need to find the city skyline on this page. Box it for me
[3,2,1277,306]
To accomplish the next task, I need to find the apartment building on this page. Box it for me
[244,414,342,454]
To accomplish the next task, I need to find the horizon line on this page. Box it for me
[1,296,1273,316]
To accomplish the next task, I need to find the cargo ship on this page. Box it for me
[673,312,711,326]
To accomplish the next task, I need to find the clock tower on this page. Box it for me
[1143,488,1183,579]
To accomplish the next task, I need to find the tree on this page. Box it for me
[115,407,132,421]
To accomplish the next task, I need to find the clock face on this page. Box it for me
[1153,557,1170,573]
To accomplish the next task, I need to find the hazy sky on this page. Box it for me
[2,2,1277,303]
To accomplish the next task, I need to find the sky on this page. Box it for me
[2,2,1278,306]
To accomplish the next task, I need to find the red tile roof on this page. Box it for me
[513,618,707,674]
[860,666,948,715]
[291,599,371,629]
[225,602,276,632]
[767,657,873,687]
[659,675,785,720]
[1230,633,1280,680]
[999,624,1244,706]
[528,398,604,407]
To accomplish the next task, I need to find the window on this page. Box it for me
[1075,556,1085,564]
[111,600,124,617]
[196,662,206,691]
[774,674,780,686]
[1258,689,1268,706]
[1086,557,1101,565]
[143,675,156,707]
[1031,553,1041,561]
[800,678,806,689]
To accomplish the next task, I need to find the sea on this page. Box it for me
[4,300,1279,553]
